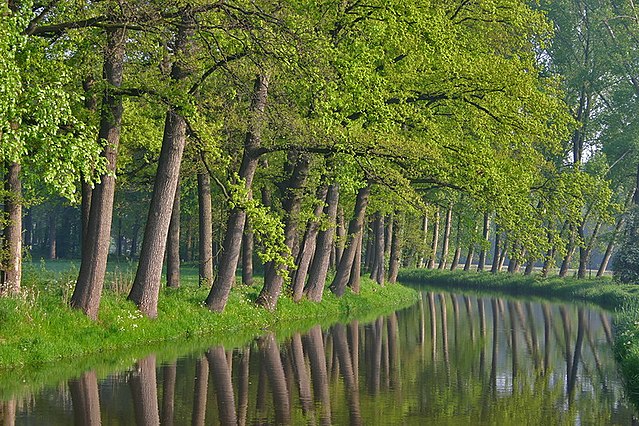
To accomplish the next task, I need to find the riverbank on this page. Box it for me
[398,268,639,403]
[0,263,418,397]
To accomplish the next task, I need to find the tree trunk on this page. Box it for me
[257,152,310,309]
[559,229,576,278]
[598,228,622,277]
[438,204,453,269]
[490,227,501,273]
[419,215,429,268]
[292,185,328,301]
[242,223,254,285]
[330,183,371,297]
[477,212,490,271]
[450,214,462,270]
[191,356,209,426]
[305,182,340,302]
[577,220,602,279]
[369,212,385,284]
[128,108,187,317]
[206,74,269,312]
[161,363,176,426]
[166,180,181,288]
[335,206,346,267]
[197,172,213,286]
[427,209,440,269]
[48,209,57,260]
[388,212,402,284]
[71,27,126,319]
[348,231,363,293]
[0,163,21,295]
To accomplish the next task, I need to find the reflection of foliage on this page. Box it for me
[613,207,639,283]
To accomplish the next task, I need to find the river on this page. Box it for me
[2,289,636,424]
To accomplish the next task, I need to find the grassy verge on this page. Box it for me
[0,262,418,398]
[398,268,639,403]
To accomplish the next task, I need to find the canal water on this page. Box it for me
[1,290,636,424]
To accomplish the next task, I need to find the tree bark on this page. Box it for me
[1,163,21,295]
[335,206,345,267]
[438,204,453,269]
[292,185,327,301]
[348,231,363,293]
[490,227,501,273]
[257,152,310,309]
[128,107,187,317]
[129,15,195,316]
[388,212,402,284]
[369,212,385,284]
[206,74,269,312]
[559,229,576,278]
[427,209,440,269]
[242,223,254,286]
[197,172,213,286]
[330,184,371,297]
[305,182,340,302]
[161,363,176,426]
[48,209,57,260]
[71,27,126,319]
[166,180,181,288]
[450,214,462,271]
[207,347,238,426]
[477,212,490,271]
[577,220,601,279]
[419,215,429,268]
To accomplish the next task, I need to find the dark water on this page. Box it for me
[2,290,636,425]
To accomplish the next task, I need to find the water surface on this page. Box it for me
[2,290,636,425]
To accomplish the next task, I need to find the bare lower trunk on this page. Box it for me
[197,172,213,286]
[438,204,453,269]
[292,185,328,301]
[129,13,194,317]
[128,108,187,318]
[166,181,181,288]
[559,231,576,278]
[330,184,371,296]
[206,74,269,312]
[305,182,340,302]
[71,27,126,319]
[490,228,501,274]
[1,162,21,295]
[577,220,601,279]
[477,212,490,271]
[242,224,254,285]
[427,209,440,269]
[349,231,363,293]
[369,212,385,285]
[388,212,402,284]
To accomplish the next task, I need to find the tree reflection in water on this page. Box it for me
[4,291,637,425]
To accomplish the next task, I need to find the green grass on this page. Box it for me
[398,268,639,405]
[0,261,418,398]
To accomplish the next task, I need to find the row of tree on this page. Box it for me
[1,0,639,320]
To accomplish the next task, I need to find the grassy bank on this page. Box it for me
[0,262,418,397]
[398,268,639,403]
